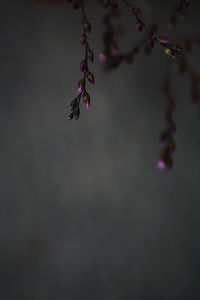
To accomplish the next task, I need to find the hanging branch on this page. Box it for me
[157,73,176,170]
[68,0,95,120]
[120,0,184,59]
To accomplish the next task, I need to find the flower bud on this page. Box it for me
[84,22,91,33]
[87,72,95,84]
[77,79,85,94]
[160,129,170,143]
[147,38,154,48]
[136,20,144,32]
[157,36,170,45]
[88,50,94,62]
[80,61,86,72]
[70,98,77,110]
[172,44,182,52]
[168,15,177,28]
[146,27,154,38]
[80,34,87,45]
[168,139,176,154]
[157,158,165,170]
[165,48,177,59]
[98,53,107,62]
[82,92,91,109]
[168,121,176,133]
[132,8,142,17]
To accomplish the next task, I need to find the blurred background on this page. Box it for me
[0,0,200,299]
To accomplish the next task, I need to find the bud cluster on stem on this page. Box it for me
[68,0,94,121]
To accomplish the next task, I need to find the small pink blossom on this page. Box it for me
[157,159,165,170]
[98,53,107,62]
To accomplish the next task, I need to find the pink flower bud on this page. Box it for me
[98,53,107,62]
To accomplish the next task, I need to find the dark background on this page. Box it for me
[0,0,200,299]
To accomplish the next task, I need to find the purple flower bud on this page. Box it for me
[80,61,86,72]
[148,38,154,48]
[77,79,85,94]
[160,129,170,143]
[168,121,176,133]
[77,87,82,94]
[111,47,120,57]
[88,50,94,62]
[146,27,154,38]
[136,20,144,32]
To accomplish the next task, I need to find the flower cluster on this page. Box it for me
[98,0,124,71]
[168,0,191,28]
[68,1,94,120]
[122,0,183,60]
[157,78,176,170]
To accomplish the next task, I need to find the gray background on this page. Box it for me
[0,0,200,299]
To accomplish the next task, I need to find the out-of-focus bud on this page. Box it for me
[168,139,176,154]
[160,129,170,143]
[165,48,177,59]
[80,34,87,45]
[167,98,176,111]
[168,15,177,28]
[157,36,170,45]
[157,157,165,170]
[168,121,176,133]
[98,53,107,62]
[132,8,142,17]
[172,44,182,52]
[179,11,187,20]
[174,59,186,74]
[147,38,154,48]
[146,27,154,38]
[136,20,145,32]
[84,21,91,33]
